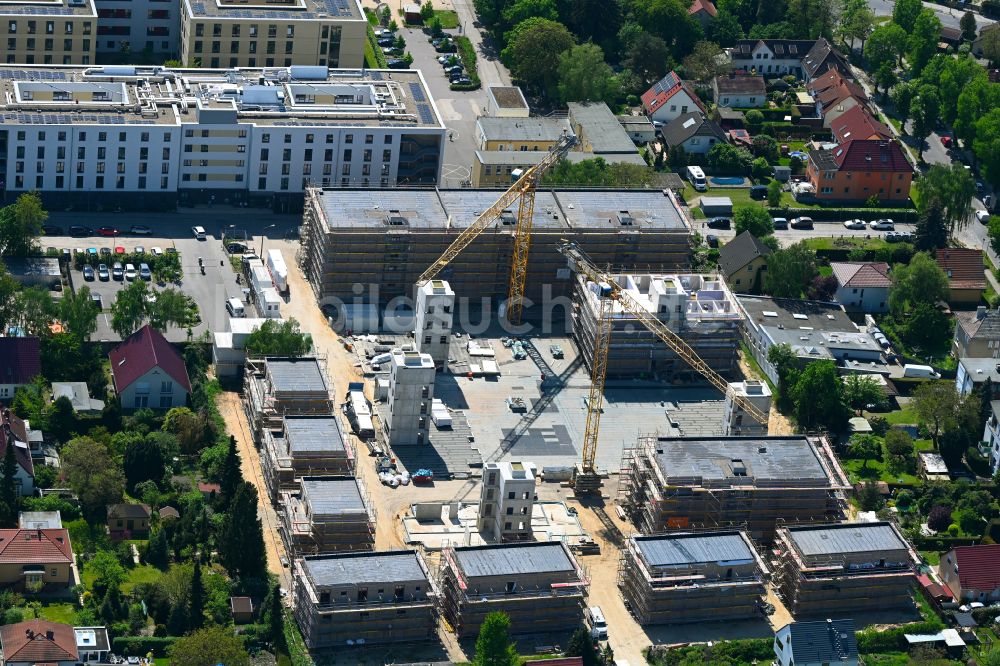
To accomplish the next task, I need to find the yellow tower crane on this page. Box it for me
[557,243,771,491]
[416,134,577,324]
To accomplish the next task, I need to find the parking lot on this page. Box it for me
[40,208,299,342]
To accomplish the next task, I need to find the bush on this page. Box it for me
[856,621,945,653]
[111,636,176,657]
[454,36,480,89]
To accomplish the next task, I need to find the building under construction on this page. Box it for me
[281,477,375,555]
[293,550,437,649]
[261,416,355,502]
[572,271,742,378]
[773,521,920,617]
[439,542,588,638]
[299,188,691,315]
[619,531,768,625]
[621,436,850,542]
[244,357,334,439]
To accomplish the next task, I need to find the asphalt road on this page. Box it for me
[866,0,996,29]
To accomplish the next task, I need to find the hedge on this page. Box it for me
[856,621,945,653]
[365,24,388,68]
[760,122,829,140]
[112,636,176,656]
[909,536,980,551]
[811,244,914,264]
[454,36,481,89]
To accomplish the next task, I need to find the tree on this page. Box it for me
[123,435,166,494]
[912,382,959,449]
[974,108,1000,190]
[909,9,942,75]
[858,480,883,511]
[46,396,77,444]
[927,504,953,532]
[557,43,617,104]
[218,482,266,581]
[917,164,977,236]
[13,287,55,337]
[849,434,881,468]
[864,23,907,70]
[502,18,575,94]
[892,0,922,32]
[806,275,838,301]
[146,528,170,569]
[244,318,311,357]
[901,303,952,351]
[960,11,977,42]
[890,81,914,126]
[786,0,836,39]
[473,612,518,666]
[60,437,125,515]
[219,436,242,508]
[89,550,128,592]
[189,561,204,630]
[169,626,249,666]
[542,158,655,187]
[889,251,948,314]
[0,192,47,258]
[262,584,286,651]
[910,85,940,152]
[707,143,753,174]
[839,0,874,50]
[767,180,782,207]
[501,0,557,25]
[624,33,669,84]
[681,41,729,82]
[59,286,100,342]
[0,443,19,528]
[914,197,948,250]
[751,157,771,179]
[629,0,703,57]
[982,22,1000,66]
[873,62,898,99]
[842,374,884,413]
[791,361,850,432]
[148,288,191,332]
[733,205,773,237]
[885,429,915,462]
[566,627,599,666]
[763,242,817,298]
[744,109,764,132]
[709,9,745,46]
[768,343,800,411]
[110,279,151,339]
[956,76,1000,145]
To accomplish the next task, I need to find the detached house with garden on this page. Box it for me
[109,324,191,410]
[806,140,913,204]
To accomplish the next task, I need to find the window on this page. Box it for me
[161,380,172,393]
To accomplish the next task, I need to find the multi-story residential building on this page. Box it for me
[729,38,849,82]
[178,0,366,70]
[955,307,1000,359]
[806,139,913,204]
[0,0,97,65]
[95,0,177,61]
[0,64,444,209]
[281,476,375,555]
[477,461,538,541]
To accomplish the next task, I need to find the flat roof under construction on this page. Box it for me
[453,542,574,578]
[284,417,345,453]
[786,522,907,557]
[302,550,426,587]
[311,188,689,233]
[267,358,328,394]
[634,532,754,568]
[302,477,365,515]
[653,436,830,486]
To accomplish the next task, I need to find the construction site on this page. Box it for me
[260,415,355,500]
[772,522,921,617]
[280,476,376,555]
[618,531,769,625]
[619,435,851,541]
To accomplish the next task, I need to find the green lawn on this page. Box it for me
[432,9,459,28]
[804,236,891,252]
[818,265,833,277]
[921,550,941,566]
[82,563,162,594]
[38,602,78,624]
[884,407,918,424]
[842,456,920,485]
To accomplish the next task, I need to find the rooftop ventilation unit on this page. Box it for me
[617,211,634,226]
[499,210,516,226]
[385,210,408,226]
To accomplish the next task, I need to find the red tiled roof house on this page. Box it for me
[687,0,717,29]
[806,139,913,204]
[0,529,75,590]
[830,262,892,314]
[0,620,79,666]
[940,544,1000,602]
[641,71,706,125]
[937,248,987,306]
[109,324,191,411]
[0,337,41,402]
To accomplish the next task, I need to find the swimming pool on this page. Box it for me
[710,176,747,186]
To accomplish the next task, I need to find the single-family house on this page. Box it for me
[1,408,35,496]
[956,356,1000,397]
[617,115,657,144]
[0,528,75,590]
[661,112,727,155]
[718,231,772,293]
[955,307,1000,359]
[806,139,913,204]
[940,544,1000,602]
[974,23,1000,58]
[198,481,221,500]
[830,105,892,145]
[107,503,151,540]
[109,324,191,410]
[800,38,852,82]
[807,70,870,127]
[773,619,859,666]
[937,248,987,306]
[687,0,716,29]
[0,621,108,666]
[830,262,892,313]
[712,74,766,108]
[730,38,849,81]
[0,337,41,401]
[19,511,63,529]
[641,71,706,125]
[981,400,1000,473]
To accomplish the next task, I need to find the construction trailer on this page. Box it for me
[281,476,375,555]
[620,435,850,543]
[619,531,769,625]
[572,271,743,379]
[261,416,355,502]
[299,188,691,314]
[243,357,334,438]
[773,521,920,616]
[293,550,437,649]
[439,541,588,638]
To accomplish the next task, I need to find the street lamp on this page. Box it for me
[259,224,276,256]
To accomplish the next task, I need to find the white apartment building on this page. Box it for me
[384,349,435,447]
[477,461,537,541]
[0,64,445,210]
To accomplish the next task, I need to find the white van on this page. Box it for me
[586,606,608,640]
[903,364,940,379]
[686,165,708,191]
[226,298,245,318]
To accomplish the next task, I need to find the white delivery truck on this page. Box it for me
[266,249,289,294]
[902,364,941,379]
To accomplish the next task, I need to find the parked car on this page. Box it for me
[86,247,98,256]
[870,219,894,230]
[435,40,456,53]
[977,209,991,224]
[940,135,952,148]
[69,225,92,237]
[192,226,207,239]
[452,76,472,86]
[706,234,720,248]
[377,37,394,47]
[97,226,119,237]
[82,265,95,281]
[129,225,153,235]
[124,263,137,281]
[843,219,866,230]
[707,217,731,229]
[98,263,110,281]
[41,224,63,235]
[749,185,768,200]
[139,263,152,280]
[226,241,247,254]
[91,292,102,308]
[790,217,814,229]
[445,65,463,75]
[100,247,112,256]
[772,217,788,230]
[134,245,145,255]
[387,59,408,69]
[151,246,163,257]
[112,262,124,280]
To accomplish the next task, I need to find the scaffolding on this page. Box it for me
[243,356,336,440]
[260,414,357,502]
[280,476,377,556]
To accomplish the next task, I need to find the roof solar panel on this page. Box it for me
[408,81,425,103]
[416,103,433,124]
